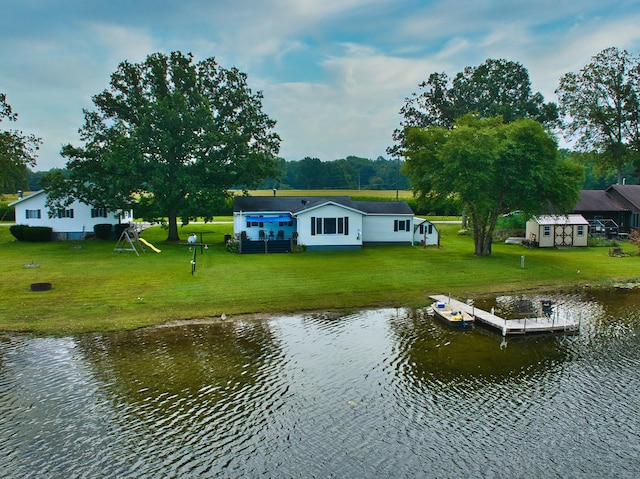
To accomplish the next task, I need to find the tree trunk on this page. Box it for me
[167,207,180,242]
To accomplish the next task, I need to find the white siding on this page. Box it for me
[413,218,439,246]
[362,215,413,244]
[12,191,130,237]
[296,204,363,249]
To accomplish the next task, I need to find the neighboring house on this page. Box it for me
[574,184,640,236]
[9,190,133,240]
[413,217,439,246]
[233,196,415,252]
[525,214,589,248]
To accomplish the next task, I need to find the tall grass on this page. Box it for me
[0,222,637,335]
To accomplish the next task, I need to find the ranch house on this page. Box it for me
[9,190,133,240]
[573,184,640,237]
[232,196,425,253]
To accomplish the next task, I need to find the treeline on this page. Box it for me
[257,156,410,190]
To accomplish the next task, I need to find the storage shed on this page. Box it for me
[525,215,589,248]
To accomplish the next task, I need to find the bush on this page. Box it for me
[9,224,52,242]
[9,224,28,241]
[28,226,53,242]
[94,223,113,240]
[114,223,130,238]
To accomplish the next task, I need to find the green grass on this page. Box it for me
[0,222,638,335]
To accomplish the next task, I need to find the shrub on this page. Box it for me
[114,223,130,238]
[9,224,28,241]
[27,226,53,242]
[10,225,52,242]
[93,223,113,240]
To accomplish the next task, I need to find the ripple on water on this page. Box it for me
[0,295,639,478]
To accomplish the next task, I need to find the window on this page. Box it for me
[26,209,41,219]
[91,207,108,218]
[577,225,585,236]
[323,218,337,234]
[419,223,433,234]
[311,216,349,236]
[57,209,74,219]
[394,219,410,231]
[543,225,551,236]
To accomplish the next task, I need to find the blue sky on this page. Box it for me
[2,0,640,171]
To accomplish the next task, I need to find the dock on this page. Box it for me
[429,295,580,336]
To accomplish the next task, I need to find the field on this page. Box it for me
[1,218,638,336]
[242,189,415,199]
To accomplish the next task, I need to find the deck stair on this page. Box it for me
[429,295,580,336]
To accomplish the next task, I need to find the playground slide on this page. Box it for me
[139,238,161,253]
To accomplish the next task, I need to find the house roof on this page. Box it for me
[532,214,589,225]
[233,196,413,215]
[8,190,45,207]
[606,184,640,210]
[574,185,640,213]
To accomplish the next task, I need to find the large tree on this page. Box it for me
[48,51,280,241]
[403,115,583,256]
[556,47,640,185]
[0,93,41,193]
[390,58,558,158]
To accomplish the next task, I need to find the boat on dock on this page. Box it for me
[431,300,474,328]
[429,295,580,336]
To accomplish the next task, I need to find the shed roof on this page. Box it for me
[532,214,589,225]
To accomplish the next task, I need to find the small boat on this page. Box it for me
[431,301,474,327]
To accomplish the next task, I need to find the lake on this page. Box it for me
[1,289,639,478]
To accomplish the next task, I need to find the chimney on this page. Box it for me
[17,190,23,199]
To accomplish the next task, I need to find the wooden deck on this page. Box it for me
[429,295,580,336]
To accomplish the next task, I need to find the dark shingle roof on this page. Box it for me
[574,190,628,212]
[233,196,413,215]
[607,184,640,210]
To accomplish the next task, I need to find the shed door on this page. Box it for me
[554,225,573,246]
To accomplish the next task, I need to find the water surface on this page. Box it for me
[1,291,639,478]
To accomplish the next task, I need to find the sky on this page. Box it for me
[2,0,640,171]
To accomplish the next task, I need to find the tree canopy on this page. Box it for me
[0,93,41,193]
[557,47,640,185]
[403,115,583,255]
[48,51,280,241]
[390,58,558,158]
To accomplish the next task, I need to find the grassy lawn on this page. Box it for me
[0,221,638,335]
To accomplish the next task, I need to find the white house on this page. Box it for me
[233,196,415,252]
[9,190,134,240]
[413,217,439,246]
[525,214,589,248]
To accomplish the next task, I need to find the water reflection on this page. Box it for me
[0,291,639,478]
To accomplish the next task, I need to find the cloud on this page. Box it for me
[3,0,640,171]
[264,43,435,161]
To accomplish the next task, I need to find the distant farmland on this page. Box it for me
[242,189,414,199]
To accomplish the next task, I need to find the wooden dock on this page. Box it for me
[429,295,580,336]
